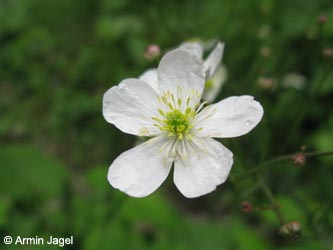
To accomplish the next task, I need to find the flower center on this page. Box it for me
[153,108,196,140]
[165,109,191,139]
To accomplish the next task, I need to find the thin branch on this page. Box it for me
[232,151,333,181]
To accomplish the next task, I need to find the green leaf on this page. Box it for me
[0,144,68,199]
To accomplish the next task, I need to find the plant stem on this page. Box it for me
[257,175,285,225]
[232,151,333,181]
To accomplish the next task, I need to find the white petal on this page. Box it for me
[108,136,172,197]
[173,138,233,198]
[204,42,225,79]
[138,68,159,93]
[157,49,205,110]
[194,96,264,138]
[103,78,161,136]
[202,66,227,102]
[179,41,204,60]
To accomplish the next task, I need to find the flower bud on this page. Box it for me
[323,48,333,58]
[260,46,271,57]
[292,153,306,166]
[317,15,327,25]
[144,44,161,61]
[241,201,253,213]
[279,221,301,240]
[257,77,274,90]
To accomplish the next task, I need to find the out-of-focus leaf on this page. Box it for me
[0,145,68,199]
[0,196,11,226]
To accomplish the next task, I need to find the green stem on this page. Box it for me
[257,175,285,225]
[232,151,333,181]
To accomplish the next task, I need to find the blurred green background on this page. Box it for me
[1,0,333,249]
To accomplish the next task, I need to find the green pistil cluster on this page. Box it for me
[153,108,195,140]
[165,109,190,139]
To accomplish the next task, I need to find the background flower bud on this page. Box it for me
[241,201,253,213]
[260,46,271,57]
[317,15,327,25]
[292,153,306,166]
[323,48,333,58]
[257,77,274,89]
[144,44,161,61]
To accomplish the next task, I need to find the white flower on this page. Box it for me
[139,41,227,103]
[180,41,224,79]
[103,48,263,198]
[202,66,227,102]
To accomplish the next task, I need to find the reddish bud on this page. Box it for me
[300,145,306,151]
[317,15,327,25]
[323,48,333,58]
[144,44,161,61]
[279,221,301,240]
[241,201,253,213]
[257,77,274,89]
[292,153,306,166]
[260,46,271,57]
